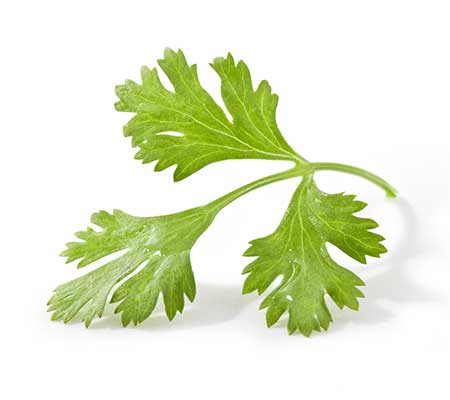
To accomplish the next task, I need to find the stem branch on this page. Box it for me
[207,161,397,215]
[208,165,312,212]
[311,162,397,198]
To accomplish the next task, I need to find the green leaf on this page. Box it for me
[115,48,301,181]
[242,175,387,336]
[48,207,215,327]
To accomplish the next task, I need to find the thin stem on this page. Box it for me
[208,164,312,212]
[206,161,396,216]
[311,162,397,198]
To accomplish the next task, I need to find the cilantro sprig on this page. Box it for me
[48,49,396,336]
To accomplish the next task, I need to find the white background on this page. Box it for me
[1,1,449,399]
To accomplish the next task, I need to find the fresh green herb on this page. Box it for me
[48,49,396,335]
[242,175,386,336]
[49,207,214,327]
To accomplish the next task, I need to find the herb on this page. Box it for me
[49,208,214,327]
[48,49,396,335]
[243,176,386,336]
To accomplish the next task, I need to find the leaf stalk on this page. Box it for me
[208,161,397,214]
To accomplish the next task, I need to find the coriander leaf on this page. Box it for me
[48,207,215,327]
[242,175,387,336]
[114,48,301,181]
[210,54,299,161]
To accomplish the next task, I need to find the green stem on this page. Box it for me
[207,161,396,214]
[311,162,397,198]
[208,164,312,212]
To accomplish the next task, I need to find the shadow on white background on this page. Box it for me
[89,283,256,331]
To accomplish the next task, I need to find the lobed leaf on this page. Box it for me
[243,175,386,336]
[115,48,301,181]
[48,207,214,326]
